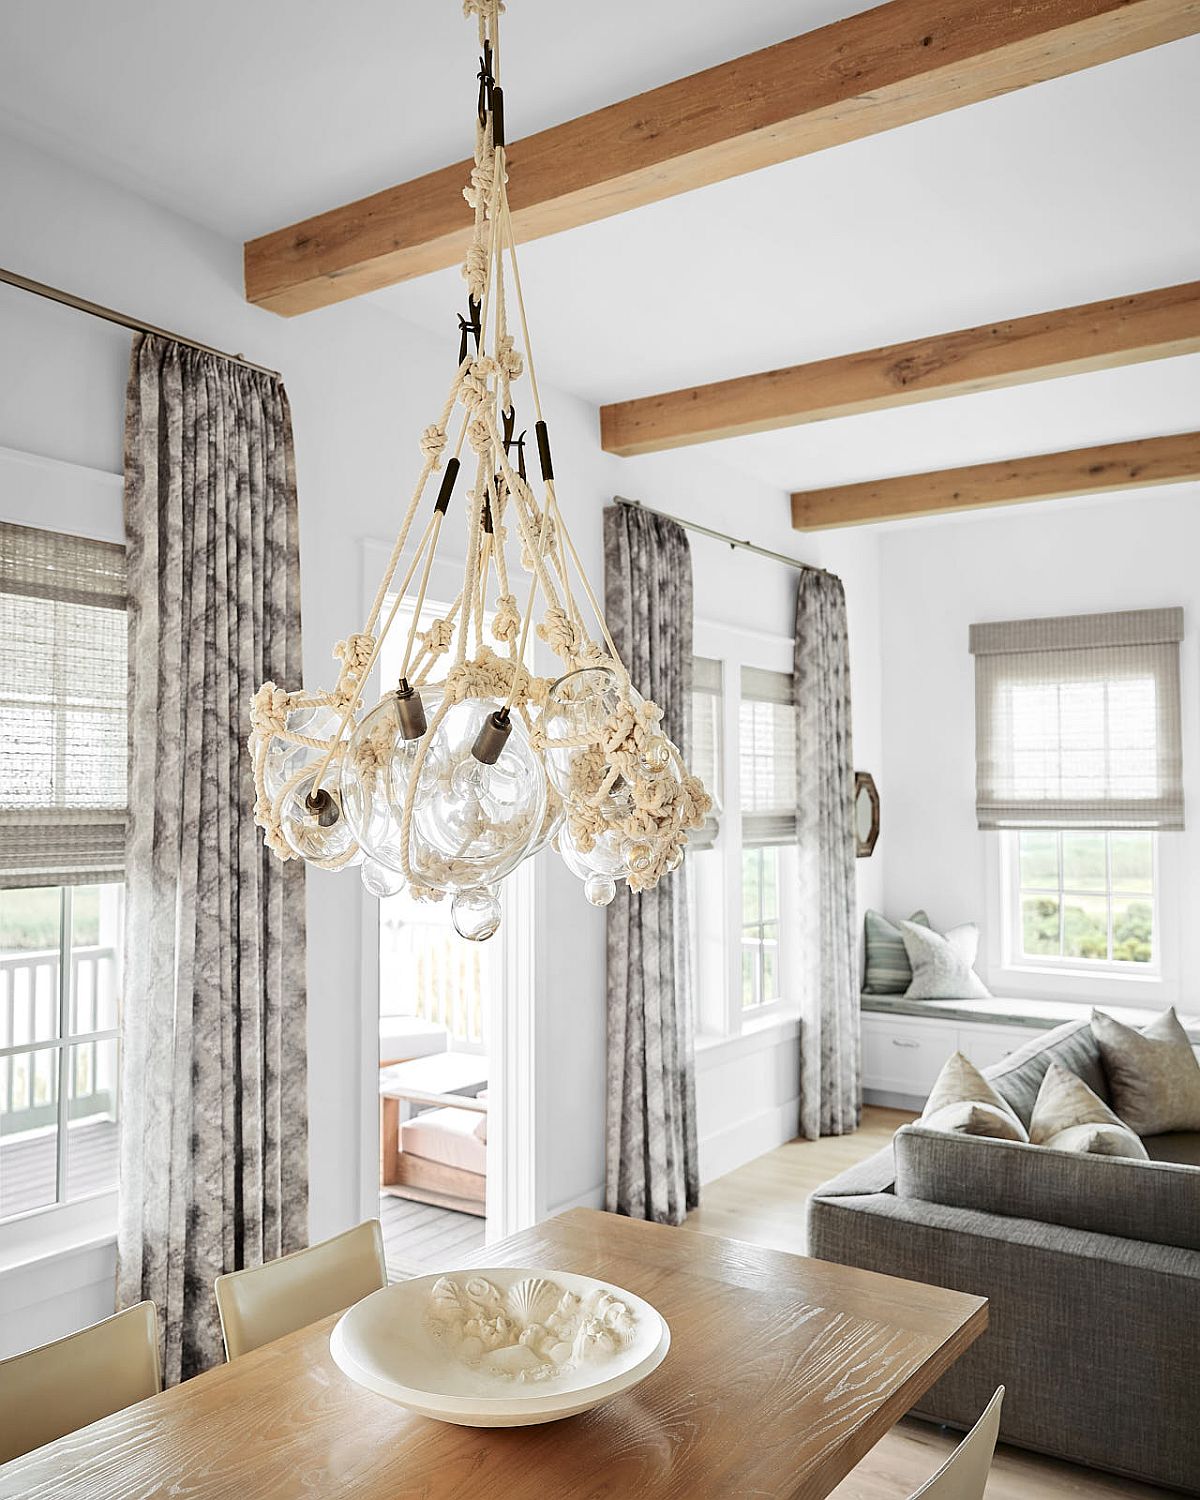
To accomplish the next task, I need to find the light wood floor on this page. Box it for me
[684,1108,1185,1500]
[379,1192,486,1280]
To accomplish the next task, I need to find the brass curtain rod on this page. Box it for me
[0,266,281,379]
[613,495,836,579]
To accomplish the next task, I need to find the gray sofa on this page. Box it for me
[807,1018,1200,1495]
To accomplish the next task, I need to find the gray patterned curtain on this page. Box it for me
[117,335,308,1383]
[602,503,699,1224]
[794,569,860,1139]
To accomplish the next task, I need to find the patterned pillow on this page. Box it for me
[863,909,930,994]
[1029,1060,1147,1160]
[921,1051,1028,1141]
[899,921,991,1000]
[1091,1007,1200,1135]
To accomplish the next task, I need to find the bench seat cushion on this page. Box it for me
[400,1106,487,1175]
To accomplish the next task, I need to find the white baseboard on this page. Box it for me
[863,1088,923,1111]
[699,1096,800,1186]
[546,1183,605,1219]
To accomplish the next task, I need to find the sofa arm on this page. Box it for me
[893,1124,1200,1252]
[806,1185,1200,1494]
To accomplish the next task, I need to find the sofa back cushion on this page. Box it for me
[984,1018,1108,1128]
[893,1124,1200,1252]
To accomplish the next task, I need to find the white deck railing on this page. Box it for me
[0,945,119,1133]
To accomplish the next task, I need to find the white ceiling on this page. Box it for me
[1,2,1196,501]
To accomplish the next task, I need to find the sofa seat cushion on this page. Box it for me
[984,1018,1108,1129]
[1144,1131,1200,1168]
[400,1106,487,1175]
[892,1124,1200,1252]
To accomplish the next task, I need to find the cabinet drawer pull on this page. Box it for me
[891,1038,920,1049]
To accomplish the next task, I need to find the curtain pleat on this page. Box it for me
[602,504,698,1225]
[794,570,861,1140]
[117,335,307,1383]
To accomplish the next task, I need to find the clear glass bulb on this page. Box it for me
[584,873,617,907]
[360,857,406,898]
[280,772,358,864]
[341,687,443,873]
[262,704,343,804]
[409,698,546,894]
[541,666,625,799]
[451,886,502,941]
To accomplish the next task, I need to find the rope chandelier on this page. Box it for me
[249,0,711,941]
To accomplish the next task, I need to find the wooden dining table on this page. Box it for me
[0,1208,987,1499]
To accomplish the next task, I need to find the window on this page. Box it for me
[741,847,780,1008]
[970,608,1183,830]
[0,884,123,1220]
[739,667,796,848]
[1008,830,1156,972]
[0,521,127,1227]
[688,657,722,850]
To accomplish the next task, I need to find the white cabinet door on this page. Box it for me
[956,1025,1029,1073]
[861,1018,957,1100]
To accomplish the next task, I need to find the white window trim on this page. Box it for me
[984,829,1180,1009]
[0,448,125,1269]
[692,617,801,1047]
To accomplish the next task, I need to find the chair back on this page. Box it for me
[0,1301,161,1464]
[911,1387,1005,1499]
[215,1219,387,1360]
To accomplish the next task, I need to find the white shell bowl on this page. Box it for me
[329,1266,670,1427]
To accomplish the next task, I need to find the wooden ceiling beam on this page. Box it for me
[601,282,1200,456]
[790,432,1200,529]
[244,0,1200,316]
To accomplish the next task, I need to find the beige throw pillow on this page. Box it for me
[921,1051,1028,1142]
[899,921,991,1000]
[1091,1008,1200,1136]
[1029,1060,1148,1160]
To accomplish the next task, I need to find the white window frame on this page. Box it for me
[0,885,123,1229]
[986,829,1179,1008]
[691,618,798,1043]
[0,448,125,1266]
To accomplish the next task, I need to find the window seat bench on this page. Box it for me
[860,995,1200,1109]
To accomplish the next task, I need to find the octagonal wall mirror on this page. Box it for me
[854,771,880,858]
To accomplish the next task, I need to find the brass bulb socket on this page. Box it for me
[395,680,427,741]
[304,786,341,828]
[470,710,512,766]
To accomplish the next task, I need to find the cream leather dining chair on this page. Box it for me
[215,1219,387,1360]
[909,1387,1005,1499]
[0,1300,161,1464]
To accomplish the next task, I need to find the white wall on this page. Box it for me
[875,487,1200,1007]
[1,130,859,1340]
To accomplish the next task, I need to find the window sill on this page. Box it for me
[987,961,1173,1009]
[695,1009,800,1071]
[0,1190,118,1277]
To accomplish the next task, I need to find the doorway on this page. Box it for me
[358,573,537,1276]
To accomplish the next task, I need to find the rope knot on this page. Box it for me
[492,593,521,642]
[461,241,490,302]
[536,603,578,660]
[419,424,447,467]
[249,681,291,737]
[422,618,455,656]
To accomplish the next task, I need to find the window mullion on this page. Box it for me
[54,886,72,1205]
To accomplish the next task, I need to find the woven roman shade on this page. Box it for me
[740,665,797,847]
[0,520,128,887]
[688,655,722,850]
[969,607,1184,831]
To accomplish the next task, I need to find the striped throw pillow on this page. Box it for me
[863,909,930,995]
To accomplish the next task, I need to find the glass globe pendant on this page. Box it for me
[279,771,358,864]
[340,679,440,875]
[408,697,546,899]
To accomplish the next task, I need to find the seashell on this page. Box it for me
[505,1276,563,1329]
